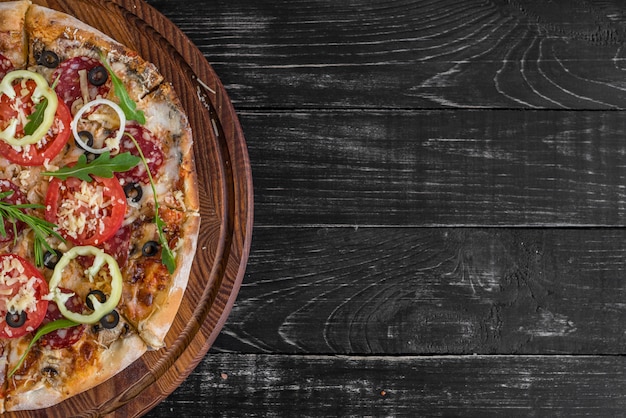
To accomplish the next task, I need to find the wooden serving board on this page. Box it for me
[3,0,253,416]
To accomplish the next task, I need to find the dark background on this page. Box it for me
[145,0,626,416]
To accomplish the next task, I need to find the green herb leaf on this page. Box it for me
[124,133,176,273]
[8,318,80,378]
[99,54,146,124]
[0,191,65,267]
[23,98,48,136]
[42,151,140,182]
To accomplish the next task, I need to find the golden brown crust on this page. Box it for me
[0,0,30,68]
[138,212,200,348]
[5,333,147,411]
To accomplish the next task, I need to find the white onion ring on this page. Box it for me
[71,98,126,154]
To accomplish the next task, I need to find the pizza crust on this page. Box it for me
[138,212,200,348]
[5,333,147,411]
[0,0,30,68]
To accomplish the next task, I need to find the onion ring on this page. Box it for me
[70,98,126,154]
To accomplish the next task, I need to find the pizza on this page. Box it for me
[0,0,200,411]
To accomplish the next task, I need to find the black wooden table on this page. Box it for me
[145,0,626,416]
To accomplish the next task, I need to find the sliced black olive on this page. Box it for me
[6,311,27,328]
[99,310,119,329]
[43,249,62,270]
[41,366,59,378]
[123,182,143,203]
[88,65,108,86]
[142,241,160,257]
[85,289,107,311]
[37,50,60,68]
[84,151,97,163]
[76,130,94,149]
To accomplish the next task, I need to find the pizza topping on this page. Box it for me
[39,289,86,349]
[123,181,143,203]
[88,66,108,87]
[0,70,59,146]
[52,56,111,111]
[124,132,176,272]
[0,254,49,339]
[142,241,159,257]
[43,151,140,183]
[0,180,26,243]
[0,84,72,167]
[45,175,127,246]
[8,318,79,378]
[47,245,123,324]
[71,98,126,154]
[37,50,60,69]
[100,54,146,124]
[118,123,164,184]
[0,190,64,267]
[42,249,62,270]
[99,310,119,329]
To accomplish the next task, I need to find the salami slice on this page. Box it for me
[39,290,86,350]
[52,56,111,110]
[0,53,13,80]
[117,123,165,184]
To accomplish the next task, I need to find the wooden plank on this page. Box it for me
[147,0,626,110]
[146,353,626,417]
[242,110,626,226]
[210,227,626,355]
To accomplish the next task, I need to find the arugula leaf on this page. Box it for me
[0,191,64,267]
[42,151,140,182]
[23,98,48,136]
[8,319,80,378]
[124,133,176,273]
[99,54,146,124]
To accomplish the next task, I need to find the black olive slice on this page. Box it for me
[6,311,27,328]
[43,249,62,270]
[37,50,60,68]
[99,310,119,329]
[85,289,107,310]
[76,130,95,149]
[41,366,59,377]
[88,65,108,86]
[142,241,160,257]
[123,182,143,203]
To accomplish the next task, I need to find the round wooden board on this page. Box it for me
[3,0,253,416]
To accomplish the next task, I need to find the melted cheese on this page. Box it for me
[0,256,38,314]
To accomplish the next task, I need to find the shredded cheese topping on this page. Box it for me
[0,256,38,314]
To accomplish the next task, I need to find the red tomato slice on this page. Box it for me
[0,254,49,339]
[44,176,127,246]
[0,81,72,166]
[0,180,26,243]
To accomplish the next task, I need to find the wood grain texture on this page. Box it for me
[148,353,626,417]
[147,0,626,110]
[209,227,626,355]
[240,110,626,226]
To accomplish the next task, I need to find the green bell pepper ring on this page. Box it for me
[0,70,58,146]
[48,245,123,324]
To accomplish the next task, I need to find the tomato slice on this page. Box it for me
[44,176,127,246]
[0,81,71,166]
[0,180,26,243]
[0,254,49,339]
